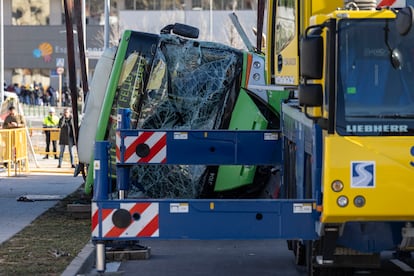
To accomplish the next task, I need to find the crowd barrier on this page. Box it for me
[21,105,66,118]
[28,127,78,164]
[0,128,29,176]
[0,126,80,176]
[0,101,81,175]
[21,104,83,117]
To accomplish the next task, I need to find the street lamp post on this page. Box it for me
[1,0,4,104]
[104,0,110,49]
[209,0,213,40]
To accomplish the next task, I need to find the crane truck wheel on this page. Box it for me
[305,240,354,276]
[294,240,306,266]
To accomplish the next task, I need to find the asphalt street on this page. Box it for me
[110,239,308,276]
[83,239,414,276]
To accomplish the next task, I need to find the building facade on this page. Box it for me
[2,0,257,90]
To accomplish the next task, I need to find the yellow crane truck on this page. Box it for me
[265,0,414,274]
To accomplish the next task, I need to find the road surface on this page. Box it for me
[85,239,414,275]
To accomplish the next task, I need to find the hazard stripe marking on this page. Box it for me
[122,203,158,237]
[138,214,159,237]
[377,0,396,6]
[101,202,159,238]
[128,201,151,215]
[102,209,116,237]
[124,132,167,164]
[119,202,159,237]
[92,204,115,234]
[125,132,153,161]
[102,208,113,221]
[139,134,167,163]
[116,132,121,162]
[91,212,99,232]
[91,203,99,235]
[104,203,146,238]
[105,218,131,238]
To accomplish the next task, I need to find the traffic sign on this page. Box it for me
[57,67,64,75]
[56,58,65,67]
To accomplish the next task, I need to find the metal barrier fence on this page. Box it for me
[28,127,78,165]
[0,128,29,176]
[0,127,79,175]
[29,127,60,156]
[21,105,67,117]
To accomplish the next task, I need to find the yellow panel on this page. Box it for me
[272,0,343,86]
[272,0,299,86]
[321,135,414,223]
[268,1,396,86]
[310,0,343,16]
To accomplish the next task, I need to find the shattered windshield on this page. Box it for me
[116,34,243,198]
[134,36,241,130]
[336,19,414,135]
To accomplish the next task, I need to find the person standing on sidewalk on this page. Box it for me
[57,108,75,168]
[2,106,25,168]
[42,107,59,159]
[2,106,25,129]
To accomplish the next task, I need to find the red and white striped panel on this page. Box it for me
[92,202,159,238]
[120,131,167,163]
[377,0,406,8]
[116,131,121,163]
[91,202,99,237]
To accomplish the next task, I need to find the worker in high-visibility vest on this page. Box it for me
[42,107,59,159]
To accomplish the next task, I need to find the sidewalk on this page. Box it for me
[0,157,83,245]
[29,154,77,174]
[0,114,94,274]
[0,157,91,275]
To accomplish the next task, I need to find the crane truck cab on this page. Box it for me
[268,0,414,274]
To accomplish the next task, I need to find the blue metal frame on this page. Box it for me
[281,103,323,223]
[93,199,318,240]
[118,129,283,166]
[91,108,319,242]
[281,102,323,203]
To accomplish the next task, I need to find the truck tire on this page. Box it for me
[306,240,354,276]
[294,240,306,266]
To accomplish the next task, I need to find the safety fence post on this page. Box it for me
[16,128,28,173]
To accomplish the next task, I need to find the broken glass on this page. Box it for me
[114,34,244,198]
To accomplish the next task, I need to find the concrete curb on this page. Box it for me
[61,241,96,276]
